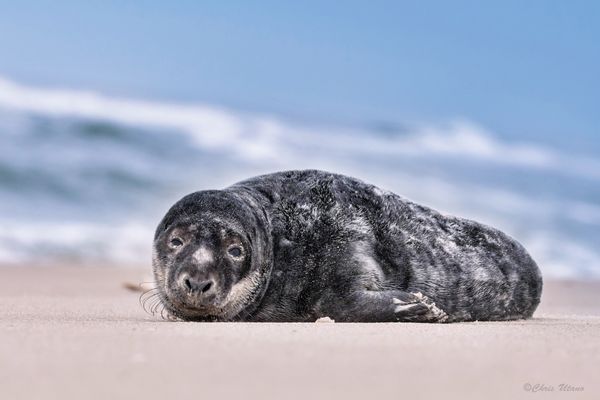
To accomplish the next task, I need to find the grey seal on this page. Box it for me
[152,170,542,322]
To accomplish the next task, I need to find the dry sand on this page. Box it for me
[0,266,598,400]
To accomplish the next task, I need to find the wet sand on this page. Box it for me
[0,266,598,399]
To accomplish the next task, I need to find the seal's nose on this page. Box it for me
[184,276,213,293]
[179,272,215,298]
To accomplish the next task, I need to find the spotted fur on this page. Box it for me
[153,170,542,322]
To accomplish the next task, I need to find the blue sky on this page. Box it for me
[0,1,598,152]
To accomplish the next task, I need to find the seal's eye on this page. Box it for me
[227,246,243,258]
[170,238,184,248]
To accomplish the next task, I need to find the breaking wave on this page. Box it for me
[0,76,598,278]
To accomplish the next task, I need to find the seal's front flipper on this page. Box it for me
[392,292,448,323]
[336,290,449,322]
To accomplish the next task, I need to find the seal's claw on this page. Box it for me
[393,293,448,322]
[410,291,425,300]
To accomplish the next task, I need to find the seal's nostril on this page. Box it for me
[201,280,212,293]
[181,275,213,296]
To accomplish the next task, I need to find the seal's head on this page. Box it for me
[152,190,272,321]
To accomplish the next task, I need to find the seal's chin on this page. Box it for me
[164,293,226,321]
[176,307,222,322]
[164,300,224,321]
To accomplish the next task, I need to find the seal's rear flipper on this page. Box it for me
[392,292,448,323]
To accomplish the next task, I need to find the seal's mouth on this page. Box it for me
[141,283,226,321]
[152,295,223,321]
[160,285,229,321]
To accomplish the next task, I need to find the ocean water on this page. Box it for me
[0,76,599,278]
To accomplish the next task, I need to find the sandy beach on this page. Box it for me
[0,266,598,400]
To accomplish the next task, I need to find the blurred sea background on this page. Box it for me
[0,2,598,278]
